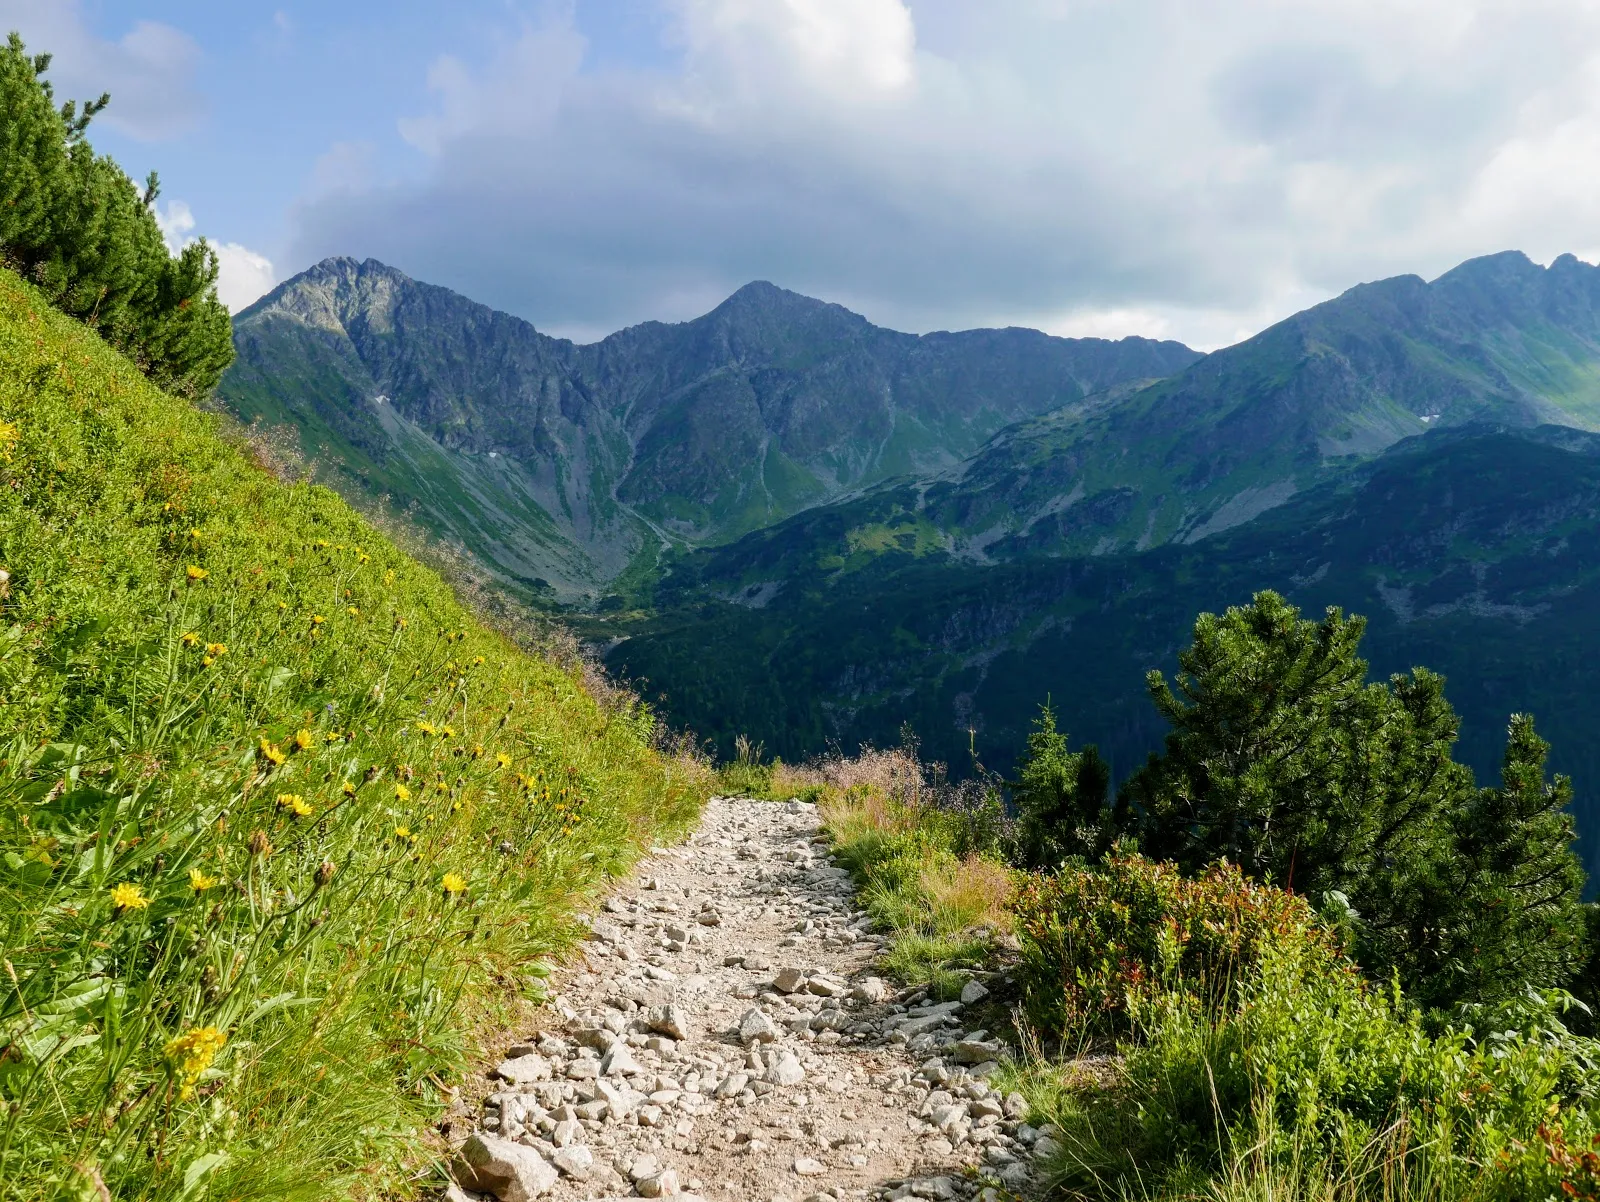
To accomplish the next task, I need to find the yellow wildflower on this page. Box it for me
[341,781,357,797]
[188,867,217,892]
[180,631,200,647]
[471,744,484,759]
[0,419,18,460]
[394,783,411,802]
[441,726,456,739]
[417,721,436,736]
[496,752,511,768]
[259,738,286,765]
[109,882,149,911]
[346,606,359,617]
[383,569,396,585]
[395,616,408,629]
[164,1026,227,1101]
[205,643,226,657]
[472,655,485,667]
[277,793,312,818]
[187,527,202,541]
[325,731,343,743]
[394,825,411,839]
[441,872,467,895]
[185,565,208,582]
[292,729,313,751]
[310,614,325,626]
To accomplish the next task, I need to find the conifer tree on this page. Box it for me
[1012,704,1122,869]
[0,33,232,396]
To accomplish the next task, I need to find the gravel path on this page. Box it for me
[445,797,1045,1202]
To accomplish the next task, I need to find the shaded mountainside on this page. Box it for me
[607,425,1600,881]
[920,251,1600,559]
[220,258,1198,600]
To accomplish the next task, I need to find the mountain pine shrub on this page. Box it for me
[0,33,233,399]
[0,266,710,1200]
[1122,590,1586,1009]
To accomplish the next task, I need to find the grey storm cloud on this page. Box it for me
[288,0,1600,347]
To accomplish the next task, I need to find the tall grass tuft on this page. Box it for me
[0,267,712,1201]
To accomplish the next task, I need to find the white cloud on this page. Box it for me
[288,0,1600,347]
[211,242,278,313]
[156,201,276,313]
[0,0,203,140]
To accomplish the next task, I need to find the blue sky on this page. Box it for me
[12,1,1600,348]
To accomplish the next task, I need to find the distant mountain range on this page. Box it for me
[222,258,1196,599]
[218,250,1600,882]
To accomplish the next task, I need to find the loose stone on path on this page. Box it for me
[444,796,1035,1202]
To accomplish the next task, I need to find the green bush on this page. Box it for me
[1012,849,1349,1039]
[0,34,233,398]
[0,267,710,1200]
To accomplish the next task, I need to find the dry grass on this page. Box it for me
[921,854,1016,932]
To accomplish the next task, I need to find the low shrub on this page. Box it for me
[1013,849,1349,1039]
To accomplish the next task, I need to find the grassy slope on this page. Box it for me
[0,268,711,1201]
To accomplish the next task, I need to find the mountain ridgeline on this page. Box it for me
[222,258,1198,599]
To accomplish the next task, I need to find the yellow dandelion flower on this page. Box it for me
[471,744,484,759]
[495,752,511,768]
[325,731,342,743]
[346,606,360,617]
[205,643,226,657]
[395,616,408,629]
[314,539,329,549]
[188,867,217,892]
[310,614,325,626]
[393,824,410,839]
[164,1026,227,1101]
[187,527,202,541]
[258,739,286,765]
[201,656,215,667]
[394,783,411,802]
[276,793,312,818]
[441,726,456,739]
[109,882,149,911]
[277,601,287,610]
[383,569,396,585]
[416,721,436,736]
[292,729,313,751]
[441,872,467,895]
[341,780,357,797]
[185,565,208,582]
[180,631,200,647]
[472,655,485,667]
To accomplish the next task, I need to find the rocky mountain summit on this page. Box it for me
[442,797,1038,1202]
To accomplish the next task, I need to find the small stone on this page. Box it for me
[959,980,990,1005]
[493,1054,550,1085]
[792,1157,827,1176]
[453,1133,559,1201]
[743,954,772,972]
[805,976,846,998]
[766,1052,805,1087]
[551,1118,581,1147]
[773,967,807,993]
[1033,1135,1063,1161]
[1003,1091,1027,1119]
[850,977,890,1003]
[739,1008,779,1045]
[647,1004,690,1041]
[912,1178,958,1201]
[637,1168,681,1197]
[715,1072,750,1099]
[629,1154,661,1182]
[923,1137,954,1156]
[600,1041,642,1076]
[953,1040,1003,1065]
[551,1144,593,1179]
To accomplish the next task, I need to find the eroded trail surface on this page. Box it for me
[447,797,1044,1202]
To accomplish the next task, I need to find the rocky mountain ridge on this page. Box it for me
[221,258,1198,599]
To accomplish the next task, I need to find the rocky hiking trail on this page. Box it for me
[442,796,1051,1202]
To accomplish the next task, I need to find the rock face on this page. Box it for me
[221,258,1199,600]
[447,797,1030,1201]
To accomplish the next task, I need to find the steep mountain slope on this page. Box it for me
[220,258,1198,600]
[920,251,1600,559]
[609,424,1600,881]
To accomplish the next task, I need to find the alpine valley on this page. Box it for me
[219,249,1600,877]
